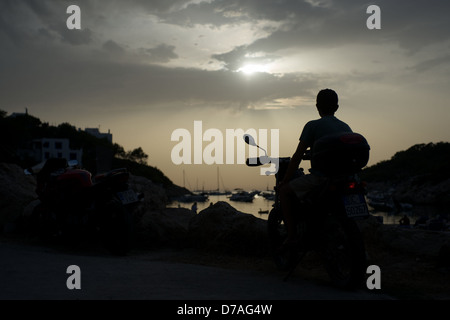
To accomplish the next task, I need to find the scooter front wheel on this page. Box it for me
[267,208,299,271]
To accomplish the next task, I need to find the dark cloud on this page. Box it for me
[103,40,126,55]
[412,54,450,73]
[0,1,37,47]
[1,0,450,117]
[5,0,450,51]
[0,41,318,113]
[0,0,95,46]
[59,27,93,45]
[145,0,319,27]
[141,44,179,63]
[207,0,450,72]
[135,0,450,65]
[132,0,193,14]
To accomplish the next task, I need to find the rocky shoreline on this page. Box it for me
[366,176,450,207]
[1,162,450,299]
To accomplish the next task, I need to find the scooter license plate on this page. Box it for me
[117,189,139,205]
[342,194,369,218]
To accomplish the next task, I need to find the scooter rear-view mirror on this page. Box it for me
[243,134,257,147]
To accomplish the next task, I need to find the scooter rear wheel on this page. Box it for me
[320,216,367,289]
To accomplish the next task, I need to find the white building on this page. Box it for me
[35,138,83,164]
[85,128,113,143]
[18,138,83,166]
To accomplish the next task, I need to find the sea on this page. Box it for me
[167,193,448,226]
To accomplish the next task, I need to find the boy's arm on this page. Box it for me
[280,140,308,185]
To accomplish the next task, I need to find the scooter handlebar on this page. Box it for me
[245,156,272,166]
[246,151,310,167]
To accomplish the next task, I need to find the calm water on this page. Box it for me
[168,194,448,225]
[370,204,448,225]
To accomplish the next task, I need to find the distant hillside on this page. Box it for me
[360,142,450,205]
[0,110,178,189]
[361,142,450,184]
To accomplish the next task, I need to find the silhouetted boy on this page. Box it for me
[279,89,352,245]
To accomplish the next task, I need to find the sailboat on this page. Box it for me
[178,193,208,203]
[208,167,231,195]
[229,190,254,202]
[177,169,208,203]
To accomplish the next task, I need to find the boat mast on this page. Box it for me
[217,166,220,192]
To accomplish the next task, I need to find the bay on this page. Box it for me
[168,194,447,226]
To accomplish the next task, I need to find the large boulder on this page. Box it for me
[358,215,450,258]
[0,163,37,231]
[136,208,196,248]
[187,201,268,256]
[128,174,167,211]
[128,175,196,248]
[376,225,449,257]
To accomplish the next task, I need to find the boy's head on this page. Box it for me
[316,89,339,115]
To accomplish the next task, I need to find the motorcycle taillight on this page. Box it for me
[346,181,367,191]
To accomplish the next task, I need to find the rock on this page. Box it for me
[136,208,196,248]
[3,159,447,267]
[128,175,197,248]
[128,174,168,211]
[358,215,450,258]
[0,163,37,229]
[437,243,450,268]
[187,201,268,256]
[357,215,383,243]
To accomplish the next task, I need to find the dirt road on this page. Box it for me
[0,241,392,300]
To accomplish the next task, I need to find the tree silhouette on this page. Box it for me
[127,147,148,164]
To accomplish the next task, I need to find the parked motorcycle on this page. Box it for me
[25,158,142,255]
[245,132,370,289]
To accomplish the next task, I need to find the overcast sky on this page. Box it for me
[1,0,449,190]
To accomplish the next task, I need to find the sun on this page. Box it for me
[237,64,269,75]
